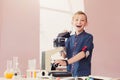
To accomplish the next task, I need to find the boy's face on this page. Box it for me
[72,14,87,33]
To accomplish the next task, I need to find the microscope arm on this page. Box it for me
[41,47,64,71]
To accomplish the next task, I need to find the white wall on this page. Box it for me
[40,0,84,53]
[40,0,85,68]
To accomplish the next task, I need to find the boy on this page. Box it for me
[55,11,94,77]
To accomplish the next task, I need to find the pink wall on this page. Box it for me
[0,0,40,76]
[0,0,1,28]
[85,0,120,78]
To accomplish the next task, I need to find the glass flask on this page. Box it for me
[4,60,14,79]
[12,57,21,76]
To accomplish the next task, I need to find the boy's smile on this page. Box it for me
[76,25,82,28]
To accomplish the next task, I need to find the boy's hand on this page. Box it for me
[54,60,68,66]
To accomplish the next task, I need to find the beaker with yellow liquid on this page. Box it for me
[4,60,14,79]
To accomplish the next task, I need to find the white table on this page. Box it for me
[0,76,113,80]
[0,78,40,80]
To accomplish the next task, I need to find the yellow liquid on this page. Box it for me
[4,72,14,79]
[34,71,36,78]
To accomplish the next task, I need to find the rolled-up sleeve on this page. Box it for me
[82,35,94,52]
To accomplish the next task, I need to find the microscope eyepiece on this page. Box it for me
[53,31,71,47]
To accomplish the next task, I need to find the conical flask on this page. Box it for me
[4,60,14,79]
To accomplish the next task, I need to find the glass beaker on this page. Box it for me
[4,60,14,79]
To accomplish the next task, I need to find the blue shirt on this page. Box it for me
[65,30,94,77]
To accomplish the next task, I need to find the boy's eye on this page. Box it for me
[75,19,79,21]
[75,19,85,21]
[81,20,85,21]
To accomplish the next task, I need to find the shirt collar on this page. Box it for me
[74,30,85,38]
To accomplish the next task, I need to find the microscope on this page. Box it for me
[40,31,72,77]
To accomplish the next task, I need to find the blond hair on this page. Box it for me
[72,11,88,22]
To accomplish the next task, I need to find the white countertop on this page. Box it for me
[0,76,114,80]
[0,78,40,80]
